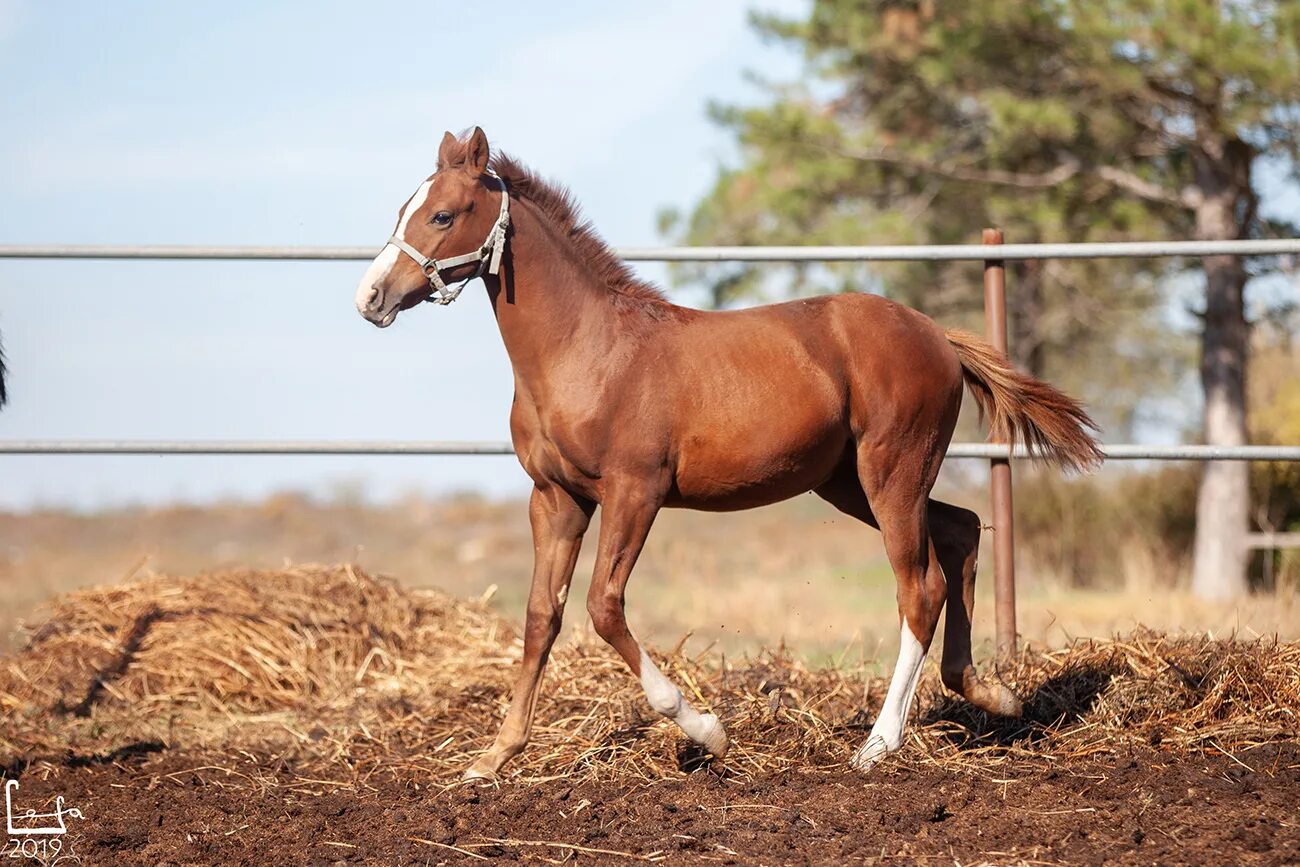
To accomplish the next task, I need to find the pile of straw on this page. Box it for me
[2,565,1296,787]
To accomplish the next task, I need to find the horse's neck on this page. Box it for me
[486,200,636,398]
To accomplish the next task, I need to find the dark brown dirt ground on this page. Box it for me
[8,742,1298,866]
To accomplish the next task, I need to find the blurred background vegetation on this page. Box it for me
[1017,321,1300,594]
[662,0,1300,598]
[3,485,1297,663]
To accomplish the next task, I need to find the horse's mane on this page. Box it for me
[484,152,670,307]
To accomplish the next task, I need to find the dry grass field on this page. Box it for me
[3,489,1297,660]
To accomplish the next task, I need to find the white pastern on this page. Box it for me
[639,648,728,758]
[354,179,435,311]
[852,619,927,771]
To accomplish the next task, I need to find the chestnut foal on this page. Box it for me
[356,128,1102,779]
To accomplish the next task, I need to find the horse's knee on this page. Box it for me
[524,599,562,645]
[586,593,627,644]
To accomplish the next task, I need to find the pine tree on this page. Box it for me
[667,0,1300,598]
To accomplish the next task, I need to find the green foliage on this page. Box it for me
[667,0,1300,436]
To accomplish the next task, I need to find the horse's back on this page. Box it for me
[665,292,960,414]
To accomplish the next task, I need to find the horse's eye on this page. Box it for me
[431,211,453,226]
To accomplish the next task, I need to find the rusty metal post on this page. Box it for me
[982,228,1017,656]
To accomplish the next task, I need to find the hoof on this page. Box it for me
[462,760,500,783]
[972,682,1024,718]
[697,713,729,761]
[995,686,1024,718]
[849,735,890,772]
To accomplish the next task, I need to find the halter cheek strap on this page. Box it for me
[384,171,510,306]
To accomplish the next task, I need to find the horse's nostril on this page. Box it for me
[367,286,381,309]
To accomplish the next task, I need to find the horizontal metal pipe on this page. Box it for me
[1246,532,1300,549]
[0,440,517,455]
[3,441,1299,460]
[950,443,1300,460]
[0,245,377,261]
[624,239,1300,262]
[0,239,1297,263]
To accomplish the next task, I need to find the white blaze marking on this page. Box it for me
[852,619,926,770]
[395,180,434,241]
[354,179,435,313]
[639,648,728,757]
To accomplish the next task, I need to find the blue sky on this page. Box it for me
[0,0,805,508]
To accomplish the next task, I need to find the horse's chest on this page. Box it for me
[510,398,607,493]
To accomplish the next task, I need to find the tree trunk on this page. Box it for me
[1009,260,1047,377]
[1190,143,1252,600]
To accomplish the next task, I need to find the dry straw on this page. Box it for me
[2,565,1296,789]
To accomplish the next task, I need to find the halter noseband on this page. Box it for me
[384,171,510,305]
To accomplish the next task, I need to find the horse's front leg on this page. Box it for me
[585,478,728,761]
[464,484,593,780]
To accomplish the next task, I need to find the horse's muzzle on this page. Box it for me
[367,306,399,328]
[356,282,402,328]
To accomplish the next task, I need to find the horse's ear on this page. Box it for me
[466,126,490,174]
[437,131,460,170]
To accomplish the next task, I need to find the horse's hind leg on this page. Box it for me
[815,455,946,770]
[585,477,728,761]
[930,500,1022,717]
[847,445,949,770]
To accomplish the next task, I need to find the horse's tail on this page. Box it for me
[945,329,1102,473]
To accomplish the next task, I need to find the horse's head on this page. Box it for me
[355,127,508,327]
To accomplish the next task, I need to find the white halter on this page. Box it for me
[384,170,510,305]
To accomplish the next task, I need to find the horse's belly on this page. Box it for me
[668,426,847,511]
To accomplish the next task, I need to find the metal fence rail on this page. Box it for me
[3,440,1299,460]
[2,238,1299,263]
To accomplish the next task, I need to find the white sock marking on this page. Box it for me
[355,179,435,312]
[639,648,727,758]
[853,619,927,770]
